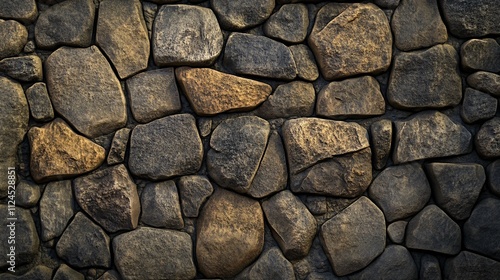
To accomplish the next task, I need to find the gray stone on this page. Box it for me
[126,68,181,123]
[444,251,500,280]
[0,20,27,59]
[198,118,212,138]
[464,198,500,261]
[210,0,275,30]
[235,247,295,280]
[107,128,131,165]
[387,221,407,244]
[53,264,84,280]
[45,46,127,138]
[388,44,462,109]
[16,180,40,208]
[40,180,75,241]
[263,4,309,43]
[129,114,203,180]
[461,88,497,123]
[441,0,500,38]
[289,44,319,81]
[374,0,400,8]
[153,5,223,66]
[178,175,214,218]
[23,40,35,53]
[0,0,37,23]
[476,117,500,158]
[25,82,54,122]
[34,0,95,49]
[369,163,431,222]
[405,205,461,255]
[370,119,392,170]
[224,33,297,80]
[488,160,500,196]
[461,38,500,73]
[420,255,441,280]
[255,81,315,119]
[467,71,500,97]
[0,55,43,82]
[141,181,184,229]
[0,265,53,280]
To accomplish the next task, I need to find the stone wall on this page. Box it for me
[1,0,500,279]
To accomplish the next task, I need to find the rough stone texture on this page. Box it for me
[317,76,385,119]
[113,227,196,280]
[53,264,85,280]
[35,0,95,49]
[56,212,111,268]
[141,181,184,229]
[178,175,214,218]
[309,3,392,80]
[464,198,500,261]
[28,119,105,183]
[235,247,295,280]
[420,255,441,280]
[207,116,270,193]
[176,67,272,116]
[129,114,203,180]
[405,205,461,255]
[441,0,500,38]
[393,111,472,164]
[374,0,400,8]
[467,71,500,97]
[388,44,462,109]
[127,68,181,123]
[153,5,223,66]
[0,0,37,23]
[0,266,53,280]
[0,55,43,82]
[211,0,275,30]
[370,119,392,170]
[387,221,408,244]
[263,4,309,43]
[25,82,54,122]
[320,196,386,276]
[476,117,500,158]
[461,88,497,123]
[461,39,500,73]
[107,128,131,165]
[289,44,319,81]
[444,251,500,280]
[40,180,75,241]
[16,181,40,208]
[426,163,486,220]
[255,81,315,119]
[488,160,500,196]
[0,20,27,59]
[98,271,120,280]
[196,188,264,278]
[45,46,127,138]
[142,1,157,38]
[224,33,297,80]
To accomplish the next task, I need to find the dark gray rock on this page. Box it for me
[16,180,40,208]
[289,44,319,81]
[263,4,309,43]
[255,81,315,119]
[464,198,500,261]
[25,82,54,122]
[0,55,43,82]
[178,175,213,218]
[0,20,27,59]
[140,181,183,229]
[461,88,497,123]
[53,264,84,280]
[198,118,212,138]
[142,1,156,38]
[0,0,37,23]
[441,0,500,38]
[40,180,75,241]
[107,128,131,165]
[461,38,500,73]
[467,71,500,97]
[374,0,400,8]
[370,119,392,170]
[235,247,295,280]
[444,251,500,280]
[0,265,53,280]
[210,0,275,30]
[387,221,407,244]
[488,160,500,196]
[476,117,500,158]
[97,270,120,280]
[420,255,441,280]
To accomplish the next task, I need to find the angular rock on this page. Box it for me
[0,265,53,280]
[321,196,385,276]
[113,227,196,279]
[40,180,75,241]
[207,116,270,193]
[461,38,500,73]
[388,44,462,109]
[309,3,392,80]
[488,160,500,196]
[289,44,319,81]
[211,0,275,30]
[255,81,315,119]
[25,82,54,122]
[196,188,264,278]
[370,119,392,170]
[420,255,441,280]
[374,0,400,9]
[0,0,37,23]
[45,46,127,138]
[107,128,131,165]
[176,67,272,116]
[263,4,309,43]
[476,117,500,158]
[444,251,500,279]
[16,181,40,208]
[387,221,407,244]
[35,0,95,49]
[461,88,497,123]
[127,68,181,123]
[153,5,223,66]
[129,114,203,180]
[467,71,500,97]
[53,264,85,280]
[317,76,385,119]
[28,119,105,183]
[141,181,184,229]
[0,20,27,59]
[441,0,500,38]
[464,198,500,261]
[235,247,295,280]
[178,175,214,218]
[0,55,43,82]
[98,271,120,280]
[405,205,461,255]
[393,111,472,164]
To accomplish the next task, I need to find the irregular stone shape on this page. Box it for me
[25,82,54,122]
[426,163,486,220]
[40,180,75,241]
[178,175,214,218]
[53,264,85,280]
[405,205,461,255]
[113,227,196,279]
[369,163,431,222]
[317,76,385,119]
[420,255,441,280]
[309,3,392,80]
[387,221,408,244]
[370,119,392,170]
[461,38,500,73]
[211,0,275,30]
[247,132,288,198]
[391,0,447,51]
[46,46,127,138]
[468,71,500,97]
[263,4,308,43]
[374,0,400,9]
[0,0,37,23]
[34,0,95,49]
[0,55,43,82]
[393,111,472,164]
[262,190,317,260]
[488,160,500,196]
[289,44,319,81]
[107,128,131,165]
[197,188,264,278]
[441,0,500,38]
[235,247,295,280]
[461,88,497,123]
[127,68,181,123]
[283,117,370,174]
[444,251,500,279]
[141,181,184,229]
[56,212,111,268]
[176,67,272,116]
[388,44,462,109]
[74,164,140,233]
[476,117,500,158]
[129,114,203,180]
[28,119,105,183]
[321,196,385,276]
[98,271,120,280]
[255,81,315,119]
[207,116,270,193]
[16,181,40,208]
[153,5,223,66]
[0,265,53,280]
[0,20,27,59]
[464,198,500,261]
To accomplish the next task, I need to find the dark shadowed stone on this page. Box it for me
[444,251,500,280]
[107,128,131,165]
[476,117,500,158]
[461,88,497,123]
[262,190,317,260]
[210,0,275,30]
[141,181,183,229]
[197,188,264,278]
[178,175,214,218]
[289,44,319,81]
[309,3,392,80]
[393,111,472,164]
[207,116,270,193]
[426,163,486,220]
[387,221,407,244]
[127,68,181,123]
[113,227,196,279]
[464,198,500,261]
[405,205,461,255]
[97,271,120,280]
[374,0,400,9]
[263,4,309,43]
[25,82,54,122]
[255,81,315,119]
[370,119,392,170]
[320,197,386,276]
[388,44,462,109]
[0,20,27,59]
[53,264,84,280]
[441,0,500,38]
[488,160,500,196]
[34,0,95,49]
[461,39,500,73]
[0,265,53,280]
[129,114,203,180]
[0,0,37,23]
[317,76,385,119]
[153,5,223,66]
[235,247,295,280]
[142,1,156,38]
[56,212,111,268]
[40,180,75,241]
[74,164,140,233]
[45,46,127,138]
[420,255,441,280]
[224,33,297,80]
[467,71,500,97]
[16,181,40,208]
[0,55,43,82]
[369,163,431,222]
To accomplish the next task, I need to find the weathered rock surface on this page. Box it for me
[289,44,319,81]
[0,0,37,23]
[461,38,500,73]
[444,251,500,280]
[40,180,75,241]
[25,82,54,122]
[178,175,214,218]
[419,255,441,280]
[97,271,120,280]
[264,4,309,43]
[0,55,43,82]
[374,0,400,8]
[141,181,184,229]
[255,81,315,119]
[107,128,131,165]
[467,71,500,97]
[53,264,84,280]
[371,119,392,170]
[0,20,27,59]
[464,198,500,261]
[441,0,500,38]
[0,265,53,280]
[387,221,407,244]
[476,117,500,158]
[211,0,275,30]
[16,181,40,208]
[461,88,497,123]
[488,160,500,196]
[235,247,295,280]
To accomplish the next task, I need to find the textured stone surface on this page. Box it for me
[387,221,407,244]
[461,38,500,73]
[0,0,37,23]
[374,0,400,8]
[53,264,84,280]
[16,180,40,208]
[461,88,497,123]
[371,119,392,170]
[464,198,500,261]
[178,175,214,218]
[255,81,315,119]
[107,128,131,165]
[0,20,27,59]
[235,247,294,280]
[467,71,500,97]
[419,255,441,280]
[444,251,500,280]
[0,55,43,82]
[476,117,500,158]
[263,4,308,43]
[0,266,53,280]
[40,180,75,241]
[211,0,275,30]
[488,160,500,196]
[289,44,319,81]
[441,0,500,38]
[141,181,183,229]
[25,82,54,122]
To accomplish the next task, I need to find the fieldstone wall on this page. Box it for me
[1,0,500,279]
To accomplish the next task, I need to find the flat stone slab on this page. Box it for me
[40,180,75,241]
[441,0,500,38]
